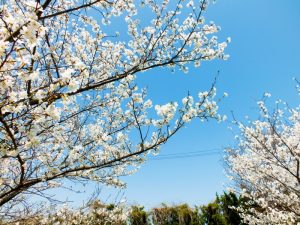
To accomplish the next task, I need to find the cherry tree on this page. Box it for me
[0,0,229,219]
[226,92,300,224]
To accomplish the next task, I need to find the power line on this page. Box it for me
[153,147,221,157]
[148,148,223,161]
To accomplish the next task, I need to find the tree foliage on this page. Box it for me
[4,192,248,224]
[129,205,150,225]
[199,192,246,225]
[152,203,201,225]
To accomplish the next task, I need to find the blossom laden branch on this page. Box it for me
[0,0,229,220]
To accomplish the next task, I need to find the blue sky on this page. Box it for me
[120,0,300,208]
[51,0,300,208]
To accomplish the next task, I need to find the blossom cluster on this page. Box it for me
[39,201,128,225]
[0,0,228,219]
[227,98,300,225]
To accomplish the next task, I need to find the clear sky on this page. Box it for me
[120,0,300,208]
[51,0,300,208]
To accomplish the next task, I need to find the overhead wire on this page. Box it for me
[148,147,223,161]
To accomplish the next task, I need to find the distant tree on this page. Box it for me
[152,204,179,225]
[200,201,227,225]
[226,91,300,224]
[152,203,201,225]
[199,192,247,225]
[216,192,246,225]
[129,205,150,225]
[10,200,128,225]
[7,192,251,224]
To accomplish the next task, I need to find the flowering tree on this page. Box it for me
[2,200,129,225]
[0,0,229,219]
[226,93,300,224]
[41,200,128,225]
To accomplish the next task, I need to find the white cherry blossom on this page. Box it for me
[0,0,228,220]
[226,93,300,225]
